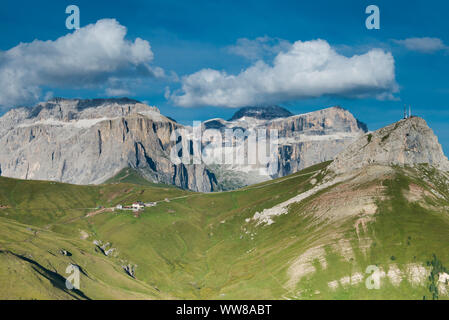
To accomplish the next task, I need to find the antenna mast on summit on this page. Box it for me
[409,105,412,118]
[404,104,408,119]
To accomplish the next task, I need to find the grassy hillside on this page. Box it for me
[1,161,449,299]
[105,168,178,188]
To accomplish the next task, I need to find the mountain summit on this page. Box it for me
[0,100,367,191]
[330,116,449,174]
[0,98,218,192]
[229,105,293,121]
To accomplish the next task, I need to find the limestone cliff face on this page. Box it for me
[267,106,367,137]
[329,117,449,174]
[267,106,367,177]
[0,99,368,191]
[202,106,367,188]
[0,98,217,192]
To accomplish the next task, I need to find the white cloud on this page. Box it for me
[170,39,398,108]
[44,91,54,101]
[393,37,448,53]
[104,88,131,97]
[227,36,292,60]
[0,19,161,107]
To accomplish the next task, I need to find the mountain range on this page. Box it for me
[0,98,367,191]
[0,98,449,300]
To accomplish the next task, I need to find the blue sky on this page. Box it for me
[1,0,448,151]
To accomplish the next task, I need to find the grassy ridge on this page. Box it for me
[0,162,449,299]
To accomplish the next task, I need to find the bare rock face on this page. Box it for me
[229,105,293,121]
[204,106,367,189]
[267,106,367,177]
[0,98,218,192]
[0,99,367,191]
[329,117,449,174]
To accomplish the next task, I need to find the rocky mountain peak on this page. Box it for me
[0,97,217,192]
[31,97,160,120]
[48,97,141,106]
[0,97,372,192]
[325,106,368,132]
[0,98,161,136]
[229,105,293,121]
[329,116,449,174]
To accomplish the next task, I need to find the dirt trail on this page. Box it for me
[85,207,114,218]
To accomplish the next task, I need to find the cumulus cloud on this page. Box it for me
[0,19,162,107]
[393,37,448,53]
[227,36,292,60]
[170,39,398,108]
[104,87,131,97]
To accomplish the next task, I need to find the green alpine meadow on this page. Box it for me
[1,117,449,300]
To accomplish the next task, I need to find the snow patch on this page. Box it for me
[18,117,114,129]
[137,110,167,122]
[17,110,166,130]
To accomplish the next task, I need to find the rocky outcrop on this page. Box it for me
[268,106,367,177]
[329,117,449,174]
[0,98,218,192]
[0,99,368,191]
[229,105,293,121]
[123,264,137,278]
[204,106,367,188]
